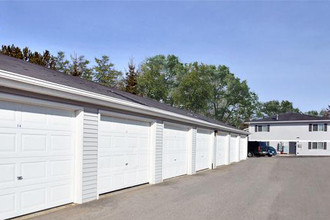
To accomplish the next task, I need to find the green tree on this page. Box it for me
[1,45,56,69]
[93,55,122,87]
[55,51,70,74]
[1,44,23,59]
[207,65,259,127]
[261,100,300,117]
[137,55,183,104]
[125,58,138,94]
[305,110,319,116]
[172,62,213,113]
[69,53,92,79]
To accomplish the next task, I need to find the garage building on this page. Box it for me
[0,54,248,219]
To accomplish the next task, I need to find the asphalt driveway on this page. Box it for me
[22,157,330,220]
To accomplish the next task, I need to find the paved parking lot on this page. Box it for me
[23,157,330,220]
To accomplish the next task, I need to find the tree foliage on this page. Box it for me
[93,55,122,87]
[172,62,212,113]
[260,100,300,117]
[137,55,183,104]
[1,44,56,69]
[138,55,259,127]
[305,110,319,116]
[125,58,138,94]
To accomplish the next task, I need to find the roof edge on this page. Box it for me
[246,120,330,124]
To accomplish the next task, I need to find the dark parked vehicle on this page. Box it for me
[266,146,277,157]
[248,141,268,157]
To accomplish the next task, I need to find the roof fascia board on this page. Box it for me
[0,69,249,135]
[247,120,330,124]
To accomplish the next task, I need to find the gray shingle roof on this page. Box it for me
[0,54,238,130]
[251,112,329,123]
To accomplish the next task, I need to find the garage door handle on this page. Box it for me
[125,163,128,166]
[174,159,176,161]
[17,176,23,180]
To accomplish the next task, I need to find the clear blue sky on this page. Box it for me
[1,1,329,112]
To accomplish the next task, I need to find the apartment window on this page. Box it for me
[319,124,324,131]
[255,125,270,132]
[317,142,323,149]
[309,124,328,132]
[308,142,327,150]
[258,125,262,132]
[312,142,317,149]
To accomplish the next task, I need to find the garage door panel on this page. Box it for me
[0,132,17,153]
[99,116,150,194]
[50,135,72,153]
[0,100,75,219]
[20,188,47,210]
[196,130,211,171]
[49,184,72,204]
[50,160,73,178]
[0,101,19,128]
[20,104,74,131]
[21,134,47,152]
[216,134,228,166]
[0,193,15,215]
[163,125,188,179]
[230,136,239,163]
[21,161,46,180]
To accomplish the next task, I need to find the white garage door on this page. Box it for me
[216,133,229,166]
[0,100,75,220]
[163,124,188,180]
[196,129,212,171]
[240,136,247,160]
[98,116,150,194]
[229,135,239,163]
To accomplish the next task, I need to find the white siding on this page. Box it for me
[82,110,98,203]
[249,123,330,142]
[150,121,164,184]
[187,128,197,175]
[297,141,330,156]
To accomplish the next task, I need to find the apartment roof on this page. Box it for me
[249,112,330,123]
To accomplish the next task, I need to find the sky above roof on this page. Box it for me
[0,1,329,112]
